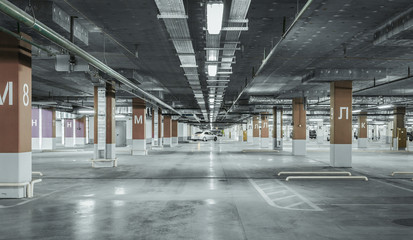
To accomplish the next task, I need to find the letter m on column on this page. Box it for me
[0,82,12,105]
[134,115,143,124]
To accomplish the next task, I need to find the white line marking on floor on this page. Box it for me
[276,180,323,211]
[0,185,77,209]
[266,190,287,195]
[272,195,296,201]
[285,202,305,208]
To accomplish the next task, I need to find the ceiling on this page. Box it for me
[1,0,413,126]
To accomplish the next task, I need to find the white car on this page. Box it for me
[192,131,217,141]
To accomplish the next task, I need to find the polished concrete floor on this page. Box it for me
[1,138,413,239]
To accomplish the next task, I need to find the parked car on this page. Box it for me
[211,130,223,137]
[192,131,217,141]
[309,130,317,139]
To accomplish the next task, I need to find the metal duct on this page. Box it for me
[154,0,207,120]
[207,0,251,122]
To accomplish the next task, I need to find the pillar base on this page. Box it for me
[392,138,405,151]
[42,138,56,150]
[64,138,74,147]
[132,139,147,155]
[75,137,85,146]
[386,136,391,144]
[330,144,352,167]
[106,144,116,159]
[127,139,132,146]
[292,139,306,156]
[253,137,260,144]
[260,138,270,148]
[164,137,172,147]
[32,138,41,150]
[358,138,368,148]
[272,138,283,150]
[0,152,32,198]
[172,137,178,145]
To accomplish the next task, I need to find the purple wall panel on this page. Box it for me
[42,109,53,138]
[32,108,39,138]
[75,119,85,138]
[64,119,73,137]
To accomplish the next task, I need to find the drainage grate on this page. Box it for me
[393,218,413,227]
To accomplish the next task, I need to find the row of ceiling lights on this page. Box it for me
[206,2,224,124]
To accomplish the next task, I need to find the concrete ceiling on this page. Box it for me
[2,0,413,125]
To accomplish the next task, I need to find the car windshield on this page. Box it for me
[195,132,202,134]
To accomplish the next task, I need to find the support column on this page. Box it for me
[93,82,116,160]
[392,107,406,150]
[163,115,172,147]
[126,116,132,146]
[253,115,260,144]
[272,107,283,150]
[239,124,243,142]
[316,120,324,144]
[42,108,56,150]
[132,98,147,155]
[260,112,269,148]
[75,117,86,146]
[106,83,116,159]
[358,112,368,148]
[64,119,74,147]
[247,117,253,143]
[172,120,178,145]
[386,121,392,144]
[292,98,307,155]
[330,81,352,167]
[0,32,32,198]
[32,108,41,150]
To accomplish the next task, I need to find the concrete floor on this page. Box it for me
[1,138,413,239]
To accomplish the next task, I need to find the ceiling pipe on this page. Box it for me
[0,26,54,55]
[225,0,314,117]
[0,0,181,115]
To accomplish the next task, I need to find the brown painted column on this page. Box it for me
[358,112,368,148]
[292,98,306,155]
[260,112,269,148]
[106,82,116,159]
[163,115,172,147]
[330,81,352,167]
[0,32,32,198]
[94,86,99,155]
[93,82,116,161]
[392,107,406,150]
[172,120,178,146]
[252,115,260,143]
[132,98,147,155]
[158,108,163,147]
[272,107,283,150]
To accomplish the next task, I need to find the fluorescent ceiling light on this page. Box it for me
[377,104,393,109]
[207,2,224,34]
[115,115,126,119]
[78,110,94,114]
[209,99,215,103]
[352,110,361,113]
[208,50,218,61]
[308,118,323,121]
[208,64,218,77]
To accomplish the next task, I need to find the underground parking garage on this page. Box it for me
[1,0,413,239]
